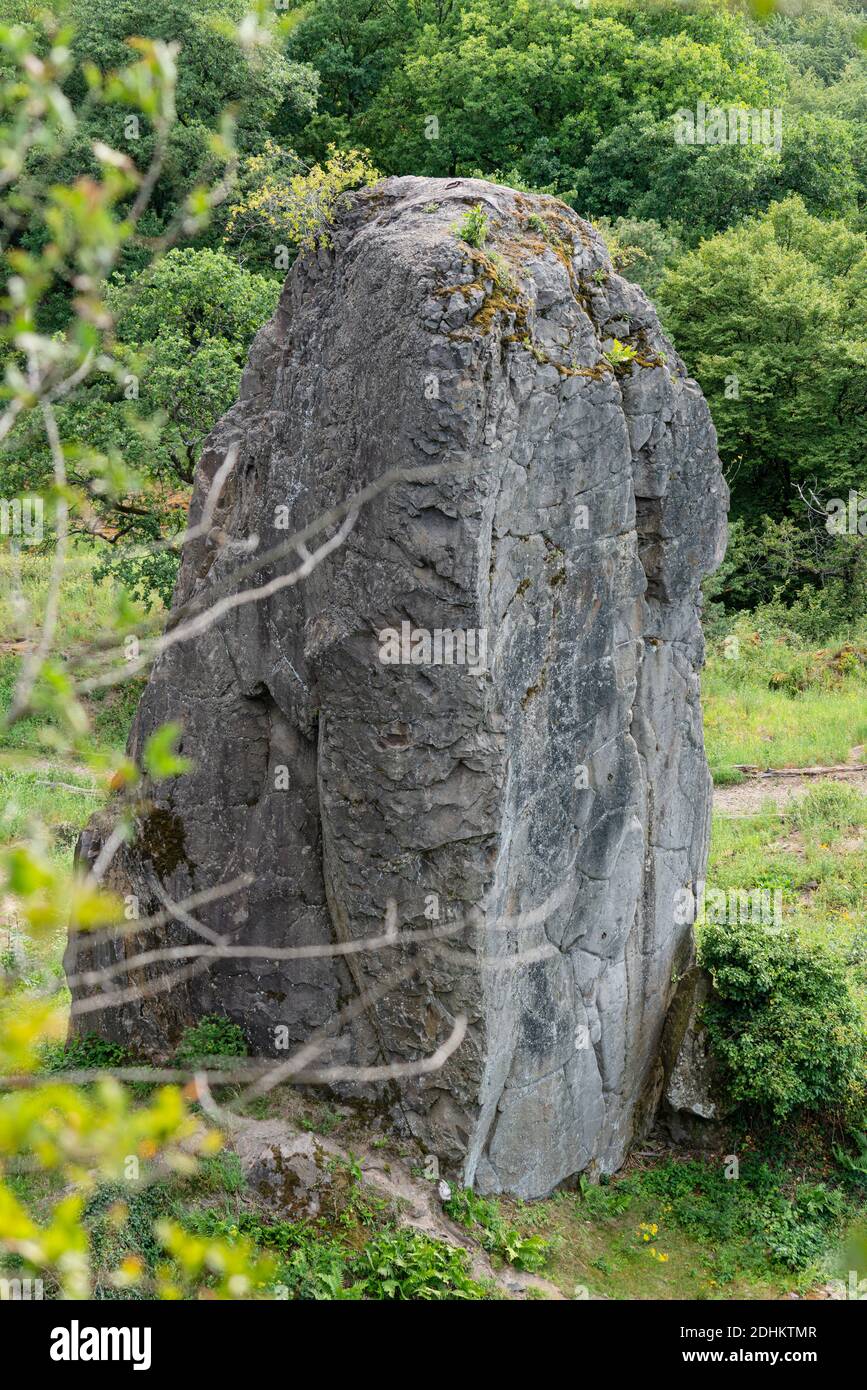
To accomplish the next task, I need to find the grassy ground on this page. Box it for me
[500,770,867,1299]
[4,552,866,787]
[0,551,145,763]
[702,620,867,782]
[2,551,867,1299]
[501,1143,867,1300]
[707,787,867,1010]
[10,1144,500,1302]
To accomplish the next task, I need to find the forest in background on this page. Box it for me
[2,0,866,635]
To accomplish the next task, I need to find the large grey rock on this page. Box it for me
[67,176,727,1198]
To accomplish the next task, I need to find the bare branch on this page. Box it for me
[0,1021,468,1092]
[3,401,69,729]
[70,955,217,1017]
[78,874,254,948]
[65,881,572,992]
[77,505,360,692]
[66,457,472,676]
[87,823,131,886]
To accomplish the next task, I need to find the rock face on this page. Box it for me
[654,966,725,1146]
[68,176,727,1199]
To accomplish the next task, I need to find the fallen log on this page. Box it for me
[732,763,867,779]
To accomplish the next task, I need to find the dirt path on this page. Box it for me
[713,762,867,816]
[0,749,98,785]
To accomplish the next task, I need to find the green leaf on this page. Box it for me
[142,723,191,780]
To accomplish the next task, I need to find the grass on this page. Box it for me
[505,1188,786,1300]
[704,685,867,781]
[453,202,489,249]
[0,766,100,853]
[10,1142,499,1300]
[0,550,123,651]
[0,549,149,764]
[96,1160,493,1300]
[185,1208,494,1301]
[705,786,867,1012]
[503,1157,867,1300]
[5,552,864,779]
[0,551,148,916]
[702,620,867,780]
[443,1186,550,1271]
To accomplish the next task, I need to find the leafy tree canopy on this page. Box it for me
[658,195,867,515]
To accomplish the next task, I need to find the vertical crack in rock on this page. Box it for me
[67,177,727,1199]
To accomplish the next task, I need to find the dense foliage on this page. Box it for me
[699,918,867,1120]
[2,0,865,622]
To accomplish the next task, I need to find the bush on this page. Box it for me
[701,517,867,642]
[40,1034,132,1072]
[698,920,866,1121]
[351,1228,489,1300]
[224,143,379,255]
[173,1015,248,1067]
[184,1211,491,1300]
[592,216,683,295]
[619,1159,849,1273]
[84,1182,172,1299]
[704,610,867,695]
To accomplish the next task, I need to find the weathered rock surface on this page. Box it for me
[68,176,727,1198]
[246,1133,336,1219]
[654,965,725,1146]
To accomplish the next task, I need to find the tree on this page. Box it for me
[658,196,867,626]
[64,0,313,153]
[13,0,319,298]
[3,249,281,605]
[658,196,867,516]
[573,112,778,242]
[283,0,418,141]
[0,11,274,1299]
[755,0,867,85]
[353,0,785,183]
[223,141,379,271]
[572,110,860,241]
[592,215,683,296]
